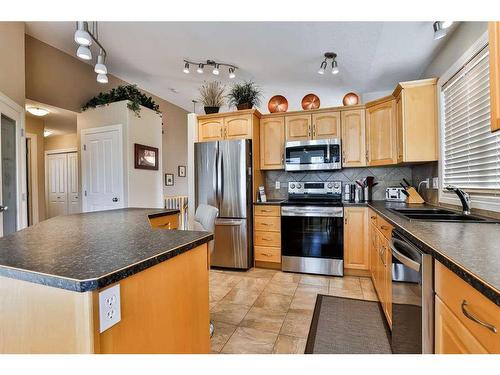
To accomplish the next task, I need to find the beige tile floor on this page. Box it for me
[209,267,378,354]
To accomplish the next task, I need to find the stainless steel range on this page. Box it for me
[281,181,344,276]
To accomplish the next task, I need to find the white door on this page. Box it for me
[47,153,68,218]
[67,152,81,214]
[82,126,124,212]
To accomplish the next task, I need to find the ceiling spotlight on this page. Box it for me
[26,107,49,117]
[197,64,204,74]
[229,67,236,79]
[43,130,53,137]
[74,21,92,46]
[97,73,108,84]
[441,21,454,29]
[77,45,92,60]
[318,60,327,75]
[183,62,190,74]
[433,21,447,40]
[331,60,339,75]
[212,64,220,75]
[94,52,107,74]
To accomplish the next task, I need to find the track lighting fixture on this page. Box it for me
[182,59,238,79]
[433,21,452,40]
[318,52,339,76]
[74,22,109,84]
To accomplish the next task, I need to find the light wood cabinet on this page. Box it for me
[198,118,224,142]
[341,109,366,167]
[312,111,341,139]
[366,98,398,166]
[489,22,500,132]
[149,213,179,230]
[285,114,311,141]
[344,207,369,271]
[197,112,254,142]
[393,79,438,162]
[224,114,252,139]
[253,205,281,267]
[260,116,285,169]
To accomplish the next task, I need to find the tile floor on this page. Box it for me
[209,267,378,354]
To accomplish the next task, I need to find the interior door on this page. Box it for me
[0,114,18,236]
[82,127,124,212]
[47,153,68,218]
[67,152,80,214]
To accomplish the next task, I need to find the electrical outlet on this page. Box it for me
[99,284,121,333]
[275,181,281,189]
[432,177,439,189]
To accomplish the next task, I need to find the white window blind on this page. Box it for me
[442,45,500,190]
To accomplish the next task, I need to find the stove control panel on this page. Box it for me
[288,181,342,196]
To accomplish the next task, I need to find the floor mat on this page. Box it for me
[305,294,392,354]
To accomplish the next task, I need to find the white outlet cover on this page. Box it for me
[432,177,439,189]
[99,284,121,333]
[275,181,281,189]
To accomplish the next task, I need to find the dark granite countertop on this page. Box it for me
[0,208,212,292]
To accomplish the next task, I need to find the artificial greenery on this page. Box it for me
[81,84,161,117]
[227,81,262,108]
[198,81,225,107]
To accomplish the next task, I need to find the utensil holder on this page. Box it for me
[363,186,372,202]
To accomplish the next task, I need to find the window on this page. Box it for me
[441,45,500,191]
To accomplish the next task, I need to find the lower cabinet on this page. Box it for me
[344,207,369,272]
[149,213,179,229]
[254,205,281,268]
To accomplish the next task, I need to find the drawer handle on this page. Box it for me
[380,225,391,230]
[461,300,497,333]
[261,209,273,213]
[261,223,271,226]
[262,237,272,241]
[159,222,171,227]
[260,252,273,257]
[371,216,377,219]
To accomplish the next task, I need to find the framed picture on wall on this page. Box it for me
[165,173,174,186]
[134,143,159,170]
[178,165,186,177]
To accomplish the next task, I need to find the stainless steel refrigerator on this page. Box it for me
[195,139,253,269]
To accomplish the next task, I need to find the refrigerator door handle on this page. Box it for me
[216,145,221,208]
[220,151,225,202]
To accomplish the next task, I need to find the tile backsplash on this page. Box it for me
[263,166,413,201]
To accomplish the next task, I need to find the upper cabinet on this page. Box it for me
[393,78,438,162]
[285,111,341,141]
[224,114,253,140]
[198,117,225,142]
[341,109,366,167]
[366,98,398,166]
[260,116,285,170]
[489,22,500,132]
[197,110,257,142]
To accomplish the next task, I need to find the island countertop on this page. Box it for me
[0,208,212,292]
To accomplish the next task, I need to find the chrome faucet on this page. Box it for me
[445,185,471,215]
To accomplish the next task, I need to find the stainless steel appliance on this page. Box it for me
[385,187,407,202]
[389,230,434,354]
[281,181,344,276]
[285,139,341,171]
[195,139,253,269]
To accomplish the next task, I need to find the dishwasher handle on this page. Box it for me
[389,238,421,272]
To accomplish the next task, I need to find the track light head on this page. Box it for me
[331,60,339,75]
[433,21,447,40]
[212,64,220,75]
[76,45,92,60]
[197,64,204,74]
[74,21,92,46]
[441,21,454,29]
[94,53,107,74]
[318,60,327,75]
[229,67,236,79]
[183,62,190,74]
[97,73,108,84]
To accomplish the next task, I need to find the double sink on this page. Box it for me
[389,207,499,223]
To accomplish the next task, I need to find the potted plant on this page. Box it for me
[198,81,225,114]
[228,81,262,110]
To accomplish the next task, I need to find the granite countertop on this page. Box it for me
[253,200,285,205]
[0,208,212,292]
[365,201,500,306]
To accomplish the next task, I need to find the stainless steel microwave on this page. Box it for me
[285,139,342,171]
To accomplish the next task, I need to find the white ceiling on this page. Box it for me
[26,99,77,136]
[25,22,455,113]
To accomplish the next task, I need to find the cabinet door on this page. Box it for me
[285,114,311,141]
[198,118,224,142]
[341,109,366,167]
[489,22,500,132]
[384,239,392,326]
[224,114,252,140]
[369,221,378,284]
[435,296,488,354]
[366,100,398,166]
[344,207,369,271]
[260,117,285,169]
[312,111,340,139]
[396,95,404,163]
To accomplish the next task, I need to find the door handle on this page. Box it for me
[112,197,119,202]
[0,205,8,212]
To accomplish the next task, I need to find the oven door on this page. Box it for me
[281,206,344,276]
[285,139,341,171]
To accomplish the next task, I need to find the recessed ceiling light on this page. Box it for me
[27,107,50,117]
[43,130,53,137]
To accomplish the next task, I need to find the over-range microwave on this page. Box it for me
[285,139,342,171]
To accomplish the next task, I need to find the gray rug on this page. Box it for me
[305,295,392,354]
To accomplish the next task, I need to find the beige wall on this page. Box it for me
[25,116,46,221]
[0,22,25,106]
[25,35,189,199]
[44,133,77,151]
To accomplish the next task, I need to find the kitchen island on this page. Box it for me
[0,208,213,354]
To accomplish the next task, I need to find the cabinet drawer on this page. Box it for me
[254,231,281,247]
[149,214,179,230]
[377,215,393,240]
[369,210,378,225]
[254,216,280,232]
[254,205,280,217]
[435,261,499,353]
[254,246,281,263]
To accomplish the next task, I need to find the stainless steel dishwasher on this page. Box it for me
[389,230,434,354]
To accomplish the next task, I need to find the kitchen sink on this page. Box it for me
[389,208,500,223]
